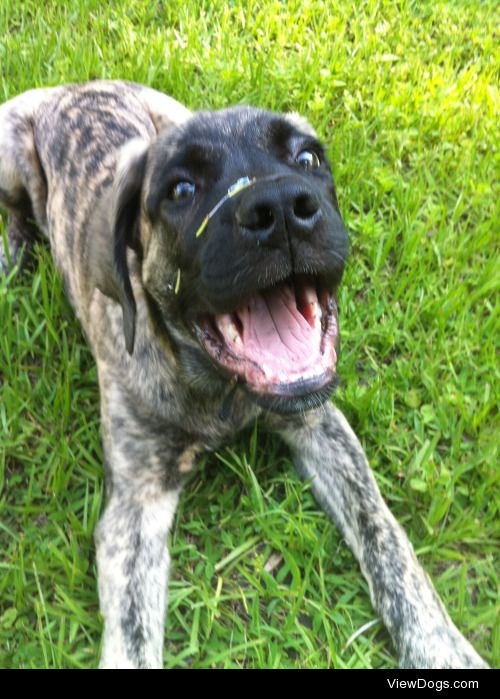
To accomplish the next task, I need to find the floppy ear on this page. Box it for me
[91,139,149,355]
[111,139,149,354]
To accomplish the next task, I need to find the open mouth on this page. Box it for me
[195,275,339,404]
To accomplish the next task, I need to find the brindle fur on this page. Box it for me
[0,81,487,669]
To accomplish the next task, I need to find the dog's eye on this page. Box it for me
[296,150,321,171]
[170,181,196,202]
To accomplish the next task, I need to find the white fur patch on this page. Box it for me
[285,112,318,138]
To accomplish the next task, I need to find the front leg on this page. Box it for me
[272,403,487,669]
[96,487,179,668]
[95,381,195,669]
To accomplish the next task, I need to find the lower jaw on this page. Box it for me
[242,371,338,414]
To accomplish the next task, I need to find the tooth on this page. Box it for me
[217,314,242,346]
[311,300,320,323]
[303,284,318,305]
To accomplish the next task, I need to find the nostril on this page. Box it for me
[257,205,274,229]
[245,204,275,231]
[294,194,319,220]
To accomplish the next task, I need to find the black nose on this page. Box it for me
[236,180,321,245]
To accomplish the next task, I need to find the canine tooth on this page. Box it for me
[217,314,232,334]
[231,327,242,345]
[303,285,318,305]
[311,300,320,322]
[217,314,242,346]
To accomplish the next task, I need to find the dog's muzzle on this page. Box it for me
[193,175,341,411]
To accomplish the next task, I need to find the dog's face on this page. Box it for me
[111,108,348,413]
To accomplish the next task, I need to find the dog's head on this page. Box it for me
[106,107,348,413]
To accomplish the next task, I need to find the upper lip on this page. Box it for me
[196,266,333,319]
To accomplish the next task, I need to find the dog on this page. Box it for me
[0,81,488,669]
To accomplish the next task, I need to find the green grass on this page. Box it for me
[0,0,498,669]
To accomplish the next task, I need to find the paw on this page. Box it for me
[0,220,35,273]
[399,625,488,669]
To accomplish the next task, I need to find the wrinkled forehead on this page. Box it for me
[181,106,316,148]
[149,106,320,174]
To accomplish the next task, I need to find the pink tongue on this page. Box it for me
[237,284,320,374]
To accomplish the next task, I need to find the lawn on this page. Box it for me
[0,0,498,669]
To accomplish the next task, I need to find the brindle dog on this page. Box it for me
[0,81,487,669]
